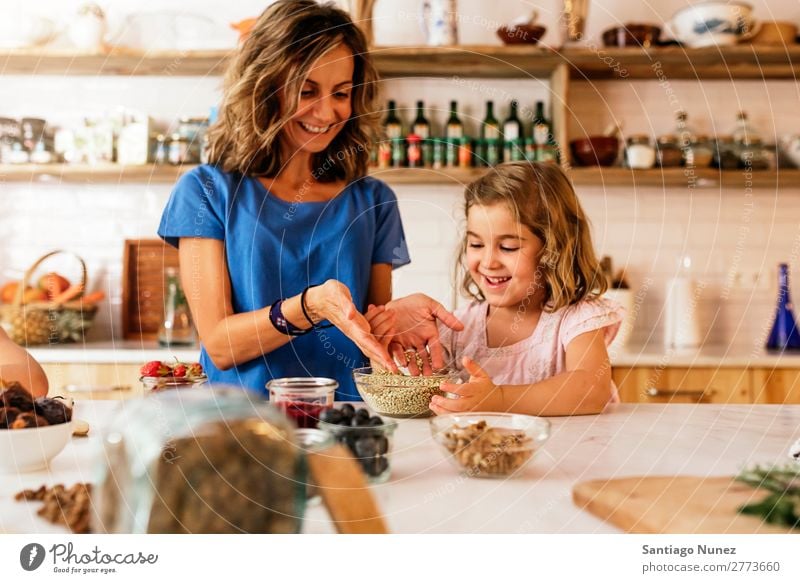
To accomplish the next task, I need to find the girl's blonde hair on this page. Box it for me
[206,0,380,182]
[458,161,607,312]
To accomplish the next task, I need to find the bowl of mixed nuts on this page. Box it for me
[352,366,459,418]
[429,413,550,478]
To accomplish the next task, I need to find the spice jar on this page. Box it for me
[712,136,740,170]
[93,387,307,533]
[739,137,771,170]
[406,133,423,168]
[267,377,337,429]
[168,133,189,165]
[178,116,208,163]
[655,134,683,167]
[686,135,713,167]
[625,135,655,169]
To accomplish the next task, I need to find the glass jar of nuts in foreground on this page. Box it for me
[93,386,307,533]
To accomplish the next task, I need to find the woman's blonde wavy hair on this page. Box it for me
[205,0,380,182]
[458,161,607,312]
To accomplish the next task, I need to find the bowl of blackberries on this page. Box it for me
[0,381,75,472]
[318,404,397,484]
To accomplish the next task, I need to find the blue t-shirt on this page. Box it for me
[157,165,410,400]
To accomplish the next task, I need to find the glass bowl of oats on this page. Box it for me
[429,412,550,478]
[352,366,459,418]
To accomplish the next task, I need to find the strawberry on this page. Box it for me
[172,364,187,378]
[140,361,171,378]
[186,363,204,378]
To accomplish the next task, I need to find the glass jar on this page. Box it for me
[157,267,196,347]
[712,136,740,170]
[656,135,683,167]
[267,377,337,429]
[625,135,655,169]
[739,137,771,170]
[167,133,189,165]
[178,116,208,163]
[686,135,714,167]
[406,133,423,168]
[93,387,307,533]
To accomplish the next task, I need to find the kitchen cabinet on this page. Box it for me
[752,368,800,404]
[613,366,752,404]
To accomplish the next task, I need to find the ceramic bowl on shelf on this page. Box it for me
[496,23,547,45]
[602,24,661,48]
[570,136,620,167]
[430,412,550,479]
[0,420,75,472]
[670,1,758,48]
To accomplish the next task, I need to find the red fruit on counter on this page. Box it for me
[140,361,171,377]
[172,364,187,378]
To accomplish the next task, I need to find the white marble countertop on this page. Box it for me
[28,340,800,369]
[2,401,798,534]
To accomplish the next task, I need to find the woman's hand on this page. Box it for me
[384,293,464,375]
[305,281,398,372]
[365,304,396,348]
[430,356,502,414]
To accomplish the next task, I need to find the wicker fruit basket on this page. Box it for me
[0,250,99,346]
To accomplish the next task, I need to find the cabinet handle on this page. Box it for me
[646,387,710,400]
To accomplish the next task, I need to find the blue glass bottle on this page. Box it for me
[765,263,800,351]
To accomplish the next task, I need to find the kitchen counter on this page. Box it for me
[27,341,800,368]
[28,341,200,364]
[2,402,798,534]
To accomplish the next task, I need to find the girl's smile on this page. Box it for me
[466,203,545,310]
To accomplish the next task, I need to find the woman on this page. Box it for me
[158,1,458,399]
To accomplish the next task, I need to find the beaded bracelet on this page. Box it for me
[268,299,311,337]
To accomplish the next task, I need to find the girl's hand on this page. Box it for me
[305,281,398,372]
[430,356,503,414]
[365,304,396,348]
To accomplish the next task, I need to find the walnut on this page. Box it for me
[0,382,35,412]
[10,412,50,429]
[0,407,22,428]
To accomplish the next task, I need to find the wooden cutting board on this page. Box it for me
[573,476,795,534]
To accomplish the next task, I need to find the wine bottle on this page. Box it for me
[445,100,463,139]
[531,101,550,146]
[383,100,403,139]
[766,263,800,351]
[482,101,501,165]
[503,100,525,161]
[411,100,431,139]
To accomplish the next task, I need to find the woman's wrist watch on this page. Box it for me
[268,285,333,337]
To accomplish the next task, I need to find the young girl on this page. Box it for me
[376,161,623,416]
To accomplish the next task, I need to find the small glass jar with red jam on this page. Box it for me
[267,377,337,429]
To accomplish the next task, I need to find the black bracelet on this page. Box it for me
[300,285,334,330]
[269,299,311,337]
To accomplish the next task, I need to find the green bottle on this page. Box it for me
[445,100,463,139]
[411,100,431,139]
[532,101,551,146]
[384,100,403,139]
[481,101,501,165]
[503,100,525,162]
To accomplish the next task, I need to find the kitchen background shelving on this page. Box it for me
[3,44,798,187]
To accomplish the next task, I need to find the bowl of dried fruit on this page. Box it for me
[429,413,550,479]
[0,381,75,472]
[352,366,459,418]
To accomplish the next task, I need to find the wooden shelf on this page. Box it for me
[4,163,798,189]
[2,45,798,79]
[569,166,800,189]
[0,163,190,184]
[566,45,800,80]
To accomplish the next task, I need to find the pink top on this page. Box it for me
[438,297,625,401]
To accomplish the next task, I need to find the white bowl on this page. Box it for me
[0,421,74,473]
[671,2,758,48]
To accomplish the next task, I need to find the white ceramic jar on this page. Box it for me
[625,135,655,169]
